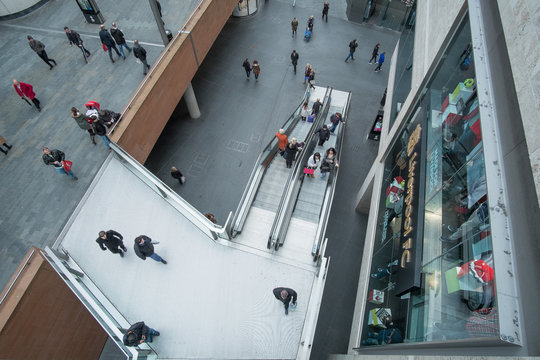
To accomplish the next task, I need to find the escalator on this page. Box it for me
[229,86,351,266]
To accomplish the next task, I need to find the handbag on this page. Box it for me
[303,167,314,175]
[102,43,108,52]
[61,160,72,172]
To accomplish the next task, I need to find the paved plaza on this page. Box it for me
[0,0,399,358]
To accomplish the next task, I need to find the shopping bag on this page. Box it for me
[102,43,108,52]
[61,160,72,172]
[307,115,314,123]
[303,168,314,175]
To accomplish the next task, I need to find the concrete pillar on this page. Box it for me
[184,82,200,119]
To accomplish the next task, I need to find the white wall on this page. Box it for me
[0,0,41,16]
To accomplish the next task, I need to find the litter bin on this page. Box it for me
[75,0,105,24]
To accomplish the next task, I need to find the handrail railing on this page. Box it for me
[311,91,352,260]
[268,87,332,250]
[108,0,205,136]
[110,142,231,241]
[229,86,311,237]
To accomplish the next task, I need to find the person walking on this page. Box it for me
[252,60,261,80]
[170,166,186,184]
[345,39,358,62]
[320,147,339,179]
[42,147,78,180]
[329,112,344,133]
[301,102,310,121]
[242,58,251,79]
[374,51,386,72]
[99,25,121,63]
[134,235,167,264]
[311,98,322,116]
[123,322,160,346]
[71,107,96,145]
[290,50,299,74]
[322,1,330,22]
[273,287,297,315]
[96,230,127,258]
[308,68,316,89]
[27,36,57,69]
[303,63,311,84]
[369,43,380,64]
[291,17,299,38]
[110,23,132,60]
[133,40,151,75]
[91,116,112,150]
[64,27,91,63]
[0,136,13,155]
[276,129,288,155]
[13,79,41,111]
[315,124,330,146]
[305,152,321,178]
[283,138,302,169]
[308,15,314,32]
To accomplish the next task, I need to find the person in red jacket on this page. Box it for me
[12,79,41,111]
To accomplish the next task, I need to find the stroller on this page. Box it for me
[304,27,312,41]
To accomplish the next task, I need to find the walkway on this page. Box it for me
[0,0,400,358]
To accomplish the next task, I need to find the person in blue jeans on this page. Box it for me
[374,51,386,72]
[345,39,358,62]
[91,117,112,150]
[110,23,132,60]
[134,235,167,264]
[123,321,160,346]
[42,147,78,180]
[329,112,344,134]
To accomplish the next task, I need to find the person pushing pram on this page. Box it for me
[304,27,312,41]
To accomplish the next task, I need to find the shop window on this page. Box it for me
[361,14,498,346]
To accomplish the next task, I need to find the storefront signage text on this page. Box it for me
[401,124,422,268]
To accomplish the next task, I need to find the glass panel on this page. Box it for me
[361,13,498,346]
[389,2,416,129]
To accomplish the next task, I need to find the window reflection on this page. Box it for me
[362,14,498,346]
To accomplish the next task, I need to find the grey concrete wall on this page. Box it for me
[479,0,540,356]
[495,0,540,206]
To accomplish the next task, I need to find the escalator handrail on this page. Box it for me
[312,91,352,259]
[268,87,333,249]
[273,90,333,249]
[230,85,311,237]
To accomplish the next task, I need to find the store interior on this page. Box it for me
[361,16,498,346]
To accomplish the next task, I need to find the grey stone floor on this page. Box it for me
[0,0,399,359]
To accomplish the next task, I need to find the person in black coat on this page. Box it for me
[273,287,297,315]
[123,321,160,346]
[283,138,302,169]
[315,124,330,146]
[110,23,131,60]
[133,40,151,75]
[90,117,111,150]
[134,235,167,264]
[99,25,121,63]
[96,230,127,257]
[64,27,91,62]
[311,98,322,116]
[42,147,78,180]
[290,50,299,74]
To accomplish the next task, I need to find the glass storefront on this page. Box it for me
[361,14,498,346]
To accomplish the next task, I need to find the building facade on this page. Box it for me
[349,0,540,356]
